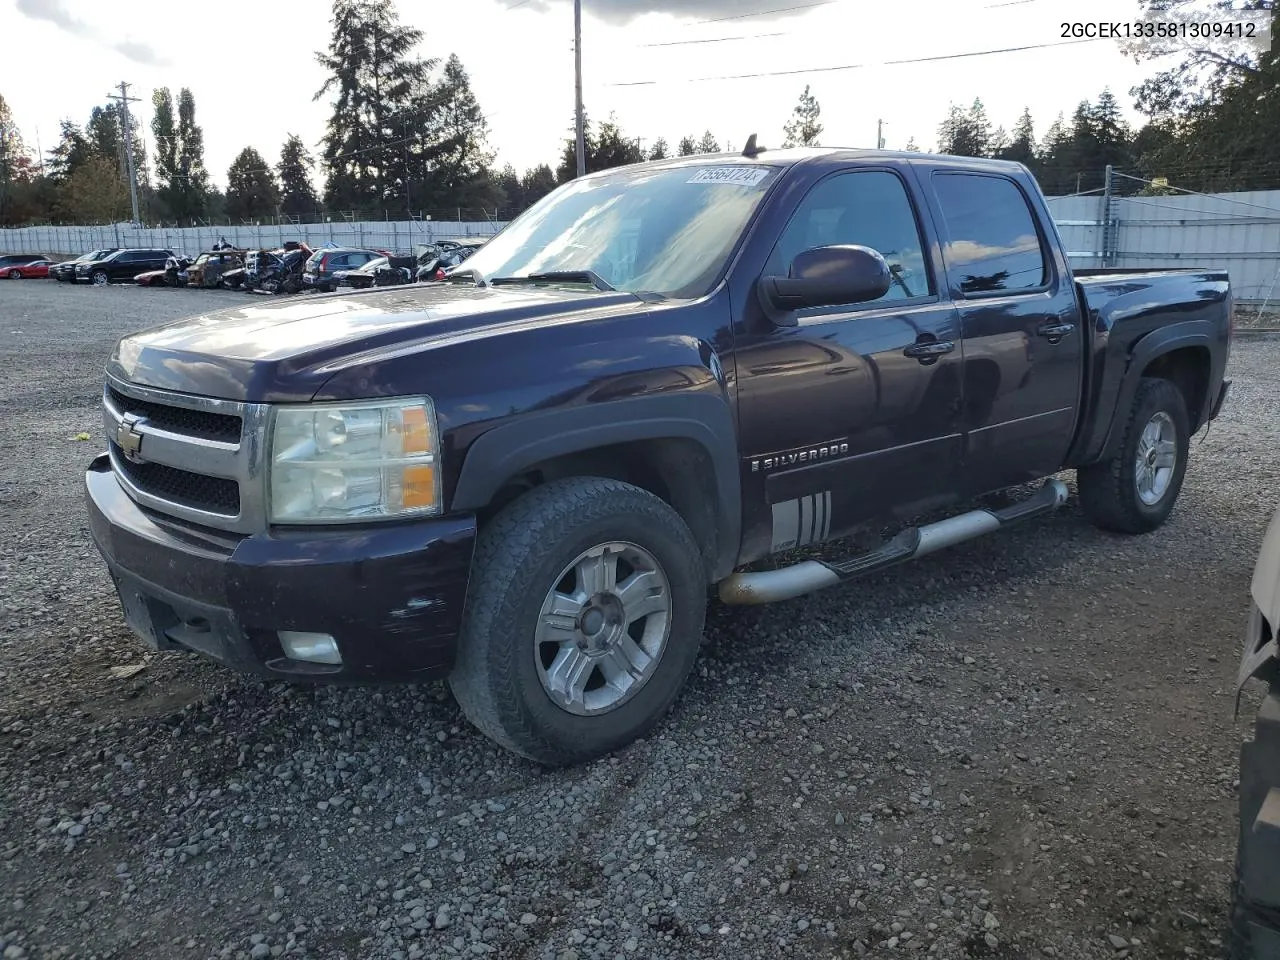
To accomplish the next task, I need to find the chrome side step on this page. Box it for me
[717,479,1070,605]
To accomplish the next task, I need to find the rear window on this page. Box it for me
[932,173,1048,295]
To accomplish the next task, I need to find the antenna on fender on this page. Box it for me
[742,133,765,158]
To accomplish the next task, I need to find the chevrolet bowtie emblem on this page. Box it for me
[116,413,146,462]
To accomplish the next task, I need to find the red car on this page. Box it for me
[4,259,53,279]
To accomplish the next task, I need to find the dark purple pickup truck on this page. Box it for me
[86,144,1232,765]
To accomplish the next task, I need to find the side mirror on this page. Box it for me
[758,244,892,326]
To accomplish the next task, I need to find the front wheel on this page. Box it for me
[91,270,109,286]
[1078,376,1190,533]
[449,478,707,766]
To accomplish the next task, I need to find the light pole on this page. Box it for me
[574,0,586,178]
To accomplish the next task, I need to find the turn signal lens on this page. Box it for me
[399,406,432,456]
[398,465,437,509]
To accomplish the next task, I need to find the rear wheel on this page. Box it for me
[1078,377,1190,534]
[449,477,707,766]
[7,268,21,279]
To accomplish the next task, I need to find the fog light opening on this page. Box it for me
[278,631,342,665]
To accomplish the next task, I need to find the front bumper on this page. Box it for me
[85,453,477,681]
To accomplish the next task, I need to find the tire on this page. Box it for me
[8,268,21,279]
[449,477,707,766]
[1078,377,1190,534]
[91,270,109,286]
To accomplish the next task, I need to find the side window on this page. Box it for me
[932,173,1048,295]
[764,170,932,303]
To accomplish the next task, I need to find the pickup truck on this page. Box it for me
[85,145,1232,765]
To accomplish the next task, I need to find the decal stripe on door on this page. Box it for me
[770,491,832,553]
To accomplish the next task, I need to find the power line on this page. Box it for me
[608,36,1105,86]
[693,1,839,23]
[641,31,786,48]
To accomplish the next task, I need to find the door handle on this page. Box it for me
[1037,321,1076,340]
[903,340,955,360]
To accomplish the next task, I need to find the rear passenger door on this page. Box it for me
[926,171,1084,496]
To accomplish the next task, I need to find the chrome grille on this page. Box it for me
[103,374,270,534]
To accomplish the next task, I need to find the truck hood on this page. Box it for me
[108,284,646,401]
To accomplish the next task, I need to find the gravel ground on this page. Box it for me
[1,280,1277,960]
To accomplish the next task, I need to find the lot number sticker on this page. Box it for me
[687,166,770,186]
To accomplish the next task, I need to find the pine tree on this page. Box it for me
[781,85,823,147]
[418,54,493,211]
[315,0,430,213]
[903,137,921,152]
[677,135,697,156]
[648,138,669,161]
[520,164,557,207]
[494,163,523,216]
[46,120,91,182]
[226,148,281,221]
[556,113,643,182]
[1000,107,1036,165]
[696,130,720,153]
[276,134,318,219]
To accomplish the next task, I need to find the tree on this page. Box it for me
[556,112,644,182]
[937,99,993,157]
[677,135,697,156]
[176,89,209,218]
[1123,0,1271,118]
[520,164,557,207]
[494,163,523,215]
[417,53,494,211]
[903,137,921,151]
[0,94,33,225]
[648,137,669,161]
[151,88,180,212]
[46,120,91,182]
[63,155,128,222]
[276,134,318,219]
[225,147,281,221]
[781,85,823,147]
[696,130,721,153]
[315,0,430,213]
[999,107,1036,165]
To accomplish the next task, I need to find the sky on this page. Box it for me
[0,0,1168,193]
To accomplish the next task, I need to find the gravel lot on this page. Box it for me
[1,280,1277,960]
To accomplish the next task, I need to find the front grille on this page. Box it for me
[112,445,241,516]
[108,386,242,443]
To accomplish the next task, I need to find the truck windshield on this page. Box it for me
[461,163,780,298]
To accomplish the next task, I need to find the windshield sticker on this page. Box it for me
[687,166,771,187]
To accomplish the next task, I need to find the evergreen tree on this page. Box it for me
[648,137,669,161]
[226,147,281,221]
[46,120,91,182]
[494,163,523,216]
[418,53,494,210]
[677,135,697,156]
[781,85,823,147]
[276,134,318,219]
[1000,107,1036,165]
[556,113,644,182]
[696,130,721,153]
[903,137,921,152]
[315,0,430,213]
[520,164,557,207]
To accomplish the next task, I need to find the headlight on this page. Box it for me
[268,397,441,524]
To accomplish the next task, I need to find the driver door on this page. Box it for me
[735,167,965,549]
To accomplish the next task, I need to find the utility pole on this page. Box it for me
[1100,164,1115,267]
[876,119,887,149]
[107,81,141,225]
[574,0,586,178]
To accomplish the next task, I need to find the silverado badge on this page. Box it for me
[750,438,851,474]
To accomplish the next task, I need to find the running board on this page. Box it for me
[717,479,1070,605]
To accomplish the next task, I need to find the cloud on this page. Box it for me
[15,0,169,66]
[500,0,824,25]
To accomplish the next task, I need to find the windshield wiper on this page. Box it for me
[488,270,616,292]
